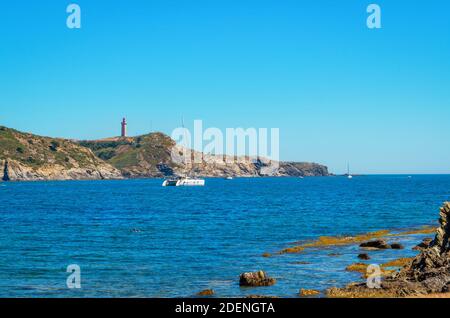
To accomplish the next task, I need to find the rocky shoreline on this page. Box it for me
[327,202,450,298]
[204,207,447,299]
[191,222,441,298]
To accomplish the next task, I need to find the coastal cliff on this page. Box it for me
[79,134,329,178]
[0,126,329,181]
[0,126,122,181]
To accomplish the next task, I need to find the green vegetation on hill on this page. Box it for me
[0,126,93,169]
[79,133,177,177]
[0,126,121,181]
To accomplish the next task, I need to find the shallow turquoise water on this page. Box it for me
[0,175,449,297]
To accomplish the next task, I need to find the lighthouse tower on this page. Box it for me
[121,118,127,137]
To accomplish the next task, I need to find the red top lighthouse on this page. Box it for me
[121,118,127,137]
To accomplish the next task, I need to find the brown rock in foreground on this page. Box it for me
[239,271,276,287]
[197,289,215,296]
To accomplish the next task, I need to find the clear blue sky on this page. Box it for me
[1,1,449,174]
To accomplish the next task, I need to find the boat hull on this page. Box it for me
[162,178,205,187]
[178,179,205,186]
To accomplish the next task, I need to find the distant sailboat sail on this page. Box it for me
[347,163,353,179]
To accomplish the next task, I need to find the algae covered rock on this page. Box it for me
[197,289,215,296]
[299,289,320,297]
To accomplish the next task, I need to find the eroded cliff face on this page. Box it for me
[0,127,122,181]
[173,156,329,178]
[1,158,122,181]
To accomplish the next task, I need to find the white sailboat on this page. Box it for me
[347,163,353,179]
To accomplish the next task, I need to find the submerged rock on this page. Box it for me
[239,271,276,287]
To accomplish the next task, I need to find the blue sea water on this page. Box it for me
[0,175,449,298]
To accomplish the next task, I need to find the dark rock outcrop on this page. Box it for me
[239,271,276,287]
[390,243,404,250]
[2,160,10,181]
[358,253,371,260]
[360,239,390,249]
[156,163,174,176]
[413,238,433,251]
[360,240,403,250]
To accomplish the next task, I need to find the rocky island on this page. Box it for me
[0,126,329,181]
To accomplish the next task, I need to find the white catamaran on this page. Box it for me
[162,176,205,187]
[162,117,205,187]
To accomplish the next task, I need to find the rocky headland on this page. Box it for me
[79,134,329,179]
[0,125,329,181]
